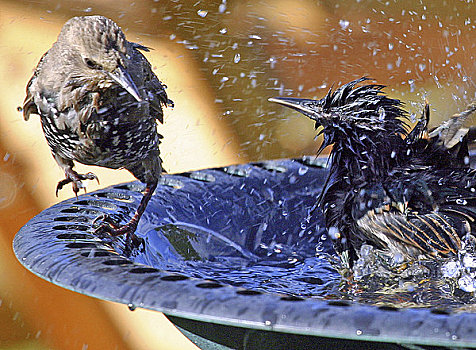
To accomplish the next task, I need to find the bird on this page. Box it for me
[21,15,173,252]
[270,78,476,269]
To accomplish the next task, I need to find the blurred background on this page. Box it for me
[0,0,474,349]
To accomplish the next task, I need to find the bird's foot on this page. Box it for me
[94,214,144,255]
[56,170,99,197]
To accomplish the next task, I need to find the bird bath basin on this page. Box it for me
[13,157,476,349]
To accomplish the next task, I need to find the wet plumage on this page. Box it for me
[22,15,172,251]
[270,78,476,267]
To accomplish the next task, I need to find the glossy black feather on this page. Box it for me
[270,78,476,267]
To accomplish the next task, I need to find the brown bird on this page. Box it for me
[22,15,172,251]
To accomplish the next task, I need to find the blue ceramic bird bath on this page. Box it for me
[13,157,476,349]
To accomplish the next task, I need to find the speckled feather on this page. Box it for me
[271,78,476,267]
[22,16,173,249]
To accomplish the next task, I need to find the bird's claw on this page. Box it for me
[92,214,117,229]
[56,171,99,197]
[94,214,144,255]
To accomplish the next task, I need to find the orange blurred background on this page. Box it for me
[0,0,474,349]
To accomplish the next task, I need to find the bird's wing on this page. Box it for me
[131,45,172,124]
[22,51,50,120]
[22,78,38,121]
[405,103,430,146]
[403,101,476,169]
[356,209,465,257]
[429,101,476,149]
[354,170,476,258]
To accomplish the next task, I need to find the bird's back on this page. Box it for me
[347,104,476,263]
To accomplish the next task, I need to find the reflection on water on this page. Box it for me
[131,222,476,311]
[135,223,340,298]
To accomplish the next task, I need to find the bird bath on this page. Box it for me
[13,157,476,349]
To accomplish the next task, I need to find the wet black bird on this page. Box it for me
[270,78,476,268]
[22,16,172,250]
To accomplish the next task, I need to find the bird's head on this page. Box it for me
[56,15,142,102]
[269,78,408,156]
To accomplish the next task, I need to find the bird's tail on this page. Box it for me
[127,151,163,184]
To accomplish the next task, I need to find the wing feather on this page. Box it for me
[356,210,464,258]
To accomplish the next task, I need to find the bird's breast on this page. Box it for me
[38,87,160,169]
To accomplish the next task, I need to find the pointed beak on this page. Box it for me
[268,97,322,122]
[109,66,142,102]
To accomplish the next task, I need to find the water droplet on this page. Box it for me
[359,201,366,211]
[298,166,308,175]
[128,303,136,311]
[234,53,241,63]
[462,254,476,268]
[339,19,350,30]
[197,10,208,18]
[458,275,475,292]
[328,227,340,240]
[378,107,386,121]
[219,28,227,34]
[218,3,227,13]
[442,261,460,279]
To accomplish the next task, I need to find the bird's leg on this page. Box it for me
[95,180,157,253]
[54,156,99,196]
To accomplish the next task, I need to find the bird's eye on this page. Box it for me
[84,58,100,69]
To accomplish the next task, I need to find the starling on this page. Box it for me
[270,78,476,268]
[22,15,172,251]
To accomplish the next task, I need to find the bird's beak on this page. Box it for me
[109,66,143,102]
[269,97,330,156]
[268,97,322,122]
